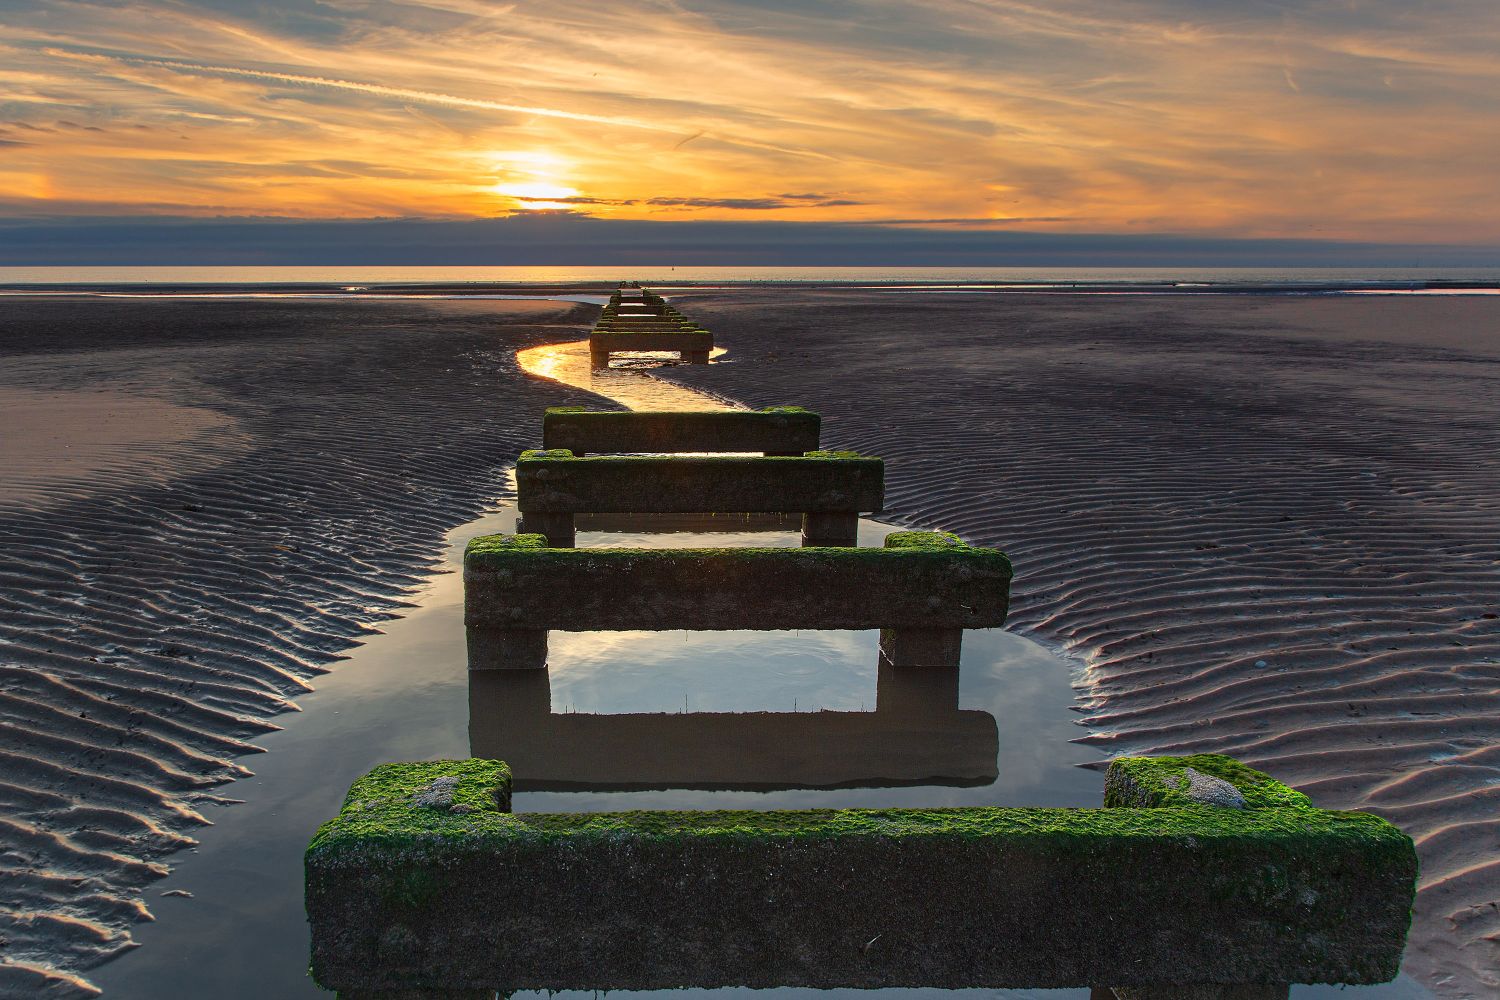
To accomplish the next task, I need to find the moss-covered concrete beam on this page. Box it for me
[463,530,1011,632]
[515,451,883,516]
[542,406,819,456]
[305,754,1416,993]
[1106,754,1314,810]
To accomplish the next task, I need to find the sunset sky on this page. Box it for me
[3,0,1499,248]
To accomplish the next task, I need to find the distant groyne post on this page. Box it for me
[590,284,713,366]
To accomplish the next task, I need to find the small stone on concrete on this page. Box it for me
[1181,766,1247,808]
[411,775,461,809]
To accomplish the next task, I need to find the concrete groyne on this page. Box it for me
[306,754,1416,995]
[305,283,1417,998]
[590,283,712,365]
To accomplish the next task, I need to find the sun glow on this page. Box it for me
[490,151,583,210]
[493,179,581,209]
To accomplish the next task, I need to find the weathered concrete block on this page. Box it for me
[589,329,713,363]
[878,625,963,666]
[515,449,883,516]
[1105,753,1313,810]
[305,754,1417,993]
[464,625,547,670]
[462,530,1011,632]
[467,662,994,790]
[543,406,820,456]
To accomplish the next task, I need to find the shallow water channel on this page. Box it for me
[91,345,1431,999]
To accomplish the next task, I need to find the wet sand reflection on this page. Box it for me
[517,339,734,412]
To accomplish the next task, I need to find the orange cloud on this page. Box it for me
[0,1,1497,241]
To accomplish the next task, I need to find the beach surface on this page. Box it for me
[0,296,599,995]
[0,287,1492,998]
[653,288,1500,999]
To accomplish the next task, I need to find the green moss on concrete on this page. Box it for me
[465,534,1011,575]
[1106,754,1314,810]
[885,530,966,550]
[310,761,1406,857]
[307,759,515,858]
[308,754,1417,989]
[464,533,548,558]
[508,803,1404,851]
[517,451,872,464]
[761,406,812,414]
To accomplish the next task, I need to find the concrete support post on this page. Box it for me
[685,349,711,364]
[466,626,548,670]
[801,510,858,547]
[518,512,575,548]
[879,626,963,667]
[590,346,611,368]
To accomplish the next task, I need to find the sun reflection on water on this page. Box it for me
[516,338,735,411]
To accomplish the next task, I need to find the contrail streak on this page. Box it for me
[43,48,679,132]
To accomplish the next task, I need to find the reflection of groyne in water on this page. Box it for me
[591,283,713,366]
[305,754,1417,996]
[469,661,998,791]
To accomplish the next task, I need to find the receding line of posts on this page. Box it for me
[304,293,1419,998]
[590,281,712,366]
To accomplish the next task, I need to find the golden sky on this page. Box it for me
[2,0,1498,242]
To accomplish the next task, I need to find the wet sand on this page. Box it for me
[0,296,599,995]
[92,325,1425,1000]
[657,288,1500,999]
[0,288,1482,998]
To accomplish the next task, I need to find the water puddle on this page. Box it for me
[517,338,734,410]
[91,339,1431,999]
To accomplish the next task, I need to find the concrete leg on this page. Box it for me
[466,626,548,670]
[801,511,858,547]
[685,349,710,364]
[879,627,963,667]
[590,347,611,368]
[518,511,575,548]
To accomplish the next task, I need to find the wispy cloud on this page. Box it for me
[41,47,684,133]
[0,1,1497,240]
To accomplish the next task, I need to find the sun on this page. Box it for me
[489,151,582,210]
[492,179,581,210]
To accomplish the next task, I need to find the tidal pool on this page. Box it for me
[91,353,1432,1000]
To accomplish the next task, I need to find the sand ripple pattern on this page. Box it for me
[0,298,596,997]
[659,289,1500,999]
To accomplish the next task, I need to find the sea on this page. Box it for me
[1,264,1498,291]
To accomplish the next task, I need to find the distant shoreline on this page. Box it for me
[3,279,1500,296]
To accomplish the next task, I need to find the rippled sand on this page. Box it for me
[0,296,598,996]
[657,288,1500,999]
